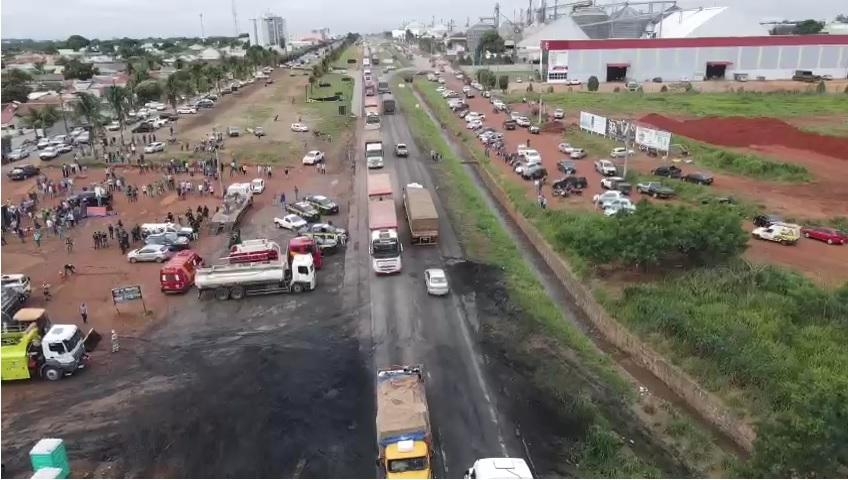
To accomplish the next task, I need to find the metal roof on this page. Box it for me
[519,15,589,49]
[651,7,770,38]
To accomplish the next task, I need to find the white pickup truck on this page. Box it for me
[594,159,617,176]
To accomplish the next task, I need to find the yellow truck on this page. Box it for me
[376,366,432,478]
[1,308,87,381]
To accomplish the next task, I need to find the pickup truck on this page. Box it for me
[594,159,617,176]
[637,182,676,199]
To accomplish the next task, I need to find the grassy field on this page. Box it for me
[416,79,848,477]
[399,80,735,477]
[463,67,540,85]
[305,72,355,139]
[510,90,848,118]
[800,122,848,138]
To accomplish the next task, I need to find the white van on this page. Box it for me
[465,458,533,479]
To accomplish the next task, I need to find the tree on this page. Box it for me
[65,35,90,51]
[836,14,848,23]
[498,75,509,92]
[62,59,98,80]
[20,106,59,138]
[816,80,827,94]
[587,75,600,92]
[478,31,505,55]
[104,86,130,145]
[1,68,33,103]
[794,19,825,35]
[476,69,498,89]
[134,79,164,104]
[73,93,105,156]
[405,29,415,43]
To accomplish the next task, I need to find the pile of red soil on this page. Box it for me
[639,114,848,160]
[541,121,567,134]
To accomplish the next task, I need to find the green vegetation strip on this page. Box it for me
[306,72,355,139]
[511,90,848,118]
[394,82,669,478]
[418,79,848,477]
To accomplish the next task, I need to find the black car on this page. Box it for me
[503,120,517,130]
[7,164,40,181]
[67,190,113,208]
[552,176,588,190]
[522,165,548,180]
[683,172,714,185]
[651,165,683,178]
[753,214,784,228]
[286,201,320,222]
[557,160,577,175]
[303,194,339,214]
[132,122,155,133]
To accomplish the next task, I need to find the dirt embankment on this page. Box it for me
[639,114,848,160]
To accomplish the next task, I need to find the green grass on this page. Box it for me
[680,139,812,183]
[240,104,274,127]
[416,79,848,477]
[510,90,848,118]
[333,44,361,69]
[305,72,355,139]
[464,67,540,85]
[800,122,848,138]
[397,79,688,478]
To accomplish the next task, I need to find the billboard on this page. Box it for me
[607,118,635,142]
[579,111,607,136]
[635,125,672,151]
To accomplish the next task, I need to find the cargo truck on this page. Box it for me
[1,308,88,382]
[376,366,432,478]
[195,241,316,300]
[378,80,390,94]
[367,173,402,274]
[403,183,439,245]
[381,94,396,115]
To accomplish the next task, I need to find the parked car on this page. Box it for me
[593,190,625,209]
[132,122,155,133]
[503,120,517,130]
[286,201,321,222]
[7,164,40,181]
[553,108,565,120]
[145,232,190,251]
[302,150,324,165]
[801,226,847,245]
[557,143,575,154]
[253,127,265,137]
[7,147,31,161]
[604,198,637,216]
[570,149,587,159]
[38,147,59,160]
[753,214,783,228]
[274,214,308,231]
[424,268,450,296]
[394,143,409,157]
[600,176,625,190]
[291,122,309,132]
[516,116,531,128]
[651,165,683,178]
[521,165,548,180]
[553,176,588,190]
[557,160,577,175]
[683,172,714,185]
[128,244,174,263]
[144,142,165,153]
[303,194,339,214]
[529,125,541,134]
[36,137,50,149]
[752,223,800,246]
[177,106,197,114]
[637,182,676,199]
[610,147,634,158]
[298,223,348,239]
[227,126,241,137]
[594,159,617,176]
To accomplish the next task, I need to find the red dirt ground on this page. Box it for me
[639,114,848,159]
[439,74,848,287]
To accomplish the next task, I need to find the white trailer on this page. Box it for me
[195,253,316,300]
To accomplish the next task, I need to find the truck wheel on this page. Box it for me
[230,285,246,300]
[214,287,230,300]
[292,283,304,294]
[41,365,62,381]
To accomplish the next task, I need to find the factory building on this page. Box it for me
[544,35,848,83]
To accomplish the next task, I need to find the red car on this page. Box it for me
[801,226,848,245]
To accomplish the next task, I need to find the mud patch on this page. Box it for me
[447,260,692,478]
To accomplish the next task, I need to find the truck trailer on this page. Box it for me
[376,366,432,478]
[403,183,439,245]
[381,93,396,115]
[367,173,393,200]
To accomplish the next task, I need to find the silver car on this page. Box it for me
[425,268,450,296]
[128,244,173,263]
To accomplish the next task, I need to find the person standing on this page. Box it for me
[79,303,88,324]
[108,224,115,240]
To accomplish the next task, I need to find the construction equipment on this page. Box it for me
[1,309,87,382]
[376,366,432,478]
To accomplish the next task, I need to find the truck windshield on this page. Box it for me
[63,329,83,353]
[388,457,428,473]
[372,240,400,258]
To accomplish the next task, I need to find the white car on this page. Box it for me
[558,142,575,154]
[595,159,617,176]
[467,120,483,130]
[438,78,446,84]
[570,148,587,159]
[516,116,531,127]
[38,147,59,160]
[144,142,165,153]
[553,109,565,119]
[465,112,485,122]
[106,122,121,131]
[251,178,265,193]
[150,117,169,128]
[604,198,636,216]
[274,214,307,231]
[177,106,197,114]
[302,150,324,165]
[36,137,50,149]
[7,148,30,160]
[610,147,634,158]
[127,244,173,263]
[593,190,625,209]
[462,85,471,93]
[600,176,625,189]
[567,79,582,86]
[424,268,450,296]
[291,122,309,132]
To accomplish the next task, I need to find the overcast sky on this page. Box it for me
[1,0,845,40]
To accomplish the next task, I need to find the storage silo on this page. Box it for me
[466,22,497,58]
[572,6,611,39]
[609,6,652,38]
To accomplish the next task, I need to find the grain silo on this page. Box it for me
[572,6,611,39]
[608,6,652,39]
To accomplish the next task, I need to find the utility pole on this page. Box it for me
[231,0,239,36]
[199,13,206,40]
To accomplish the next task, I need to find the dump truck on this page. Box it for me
[195,241,316,300]
[1,308,88,382]
[376,366,432,478]
[403,183,439,245]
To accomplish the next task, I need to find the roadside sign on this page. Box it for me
[111,285,147,313]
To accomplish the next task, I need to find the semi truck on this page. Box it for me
[378,80,390,94]
[195,241,316,300]
[365,80,376,96]
[381,93,396,115]
[403,183,439,245]
[365,131,384,161]
[1,308,88,382]
[376,366,432,478]
[368,173,402,274]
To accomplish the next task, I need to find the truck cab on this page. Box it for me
[288,236,324,270]
[1,308,87,381]
[370,230,402,274]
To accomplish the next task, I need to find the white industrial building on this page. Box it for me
[529,5,848,83]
